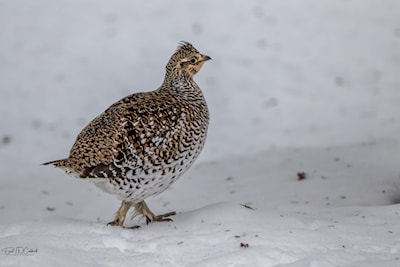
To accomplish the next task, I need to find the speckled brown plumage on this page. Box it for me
[43,41,211,227]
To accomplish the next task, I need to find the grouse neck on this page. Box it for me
[161,72,199,93]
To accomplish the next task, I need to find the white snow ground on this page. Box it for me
[1,0,400,266]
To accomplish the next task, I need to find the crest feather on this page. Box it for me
[176,41,198,53]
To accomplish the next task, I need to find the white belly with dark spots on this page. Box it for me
[90,133,206,203]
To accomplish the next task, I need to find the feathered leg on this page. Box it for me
[108,200,133,227]
[134,201,176,224]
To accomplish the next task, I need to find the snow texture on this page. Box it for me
[1,0,400,266]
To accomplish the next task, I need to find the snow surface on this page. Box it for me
[1,0,400,266]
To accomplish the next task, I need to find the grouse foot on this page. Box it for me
[134,201,176,224]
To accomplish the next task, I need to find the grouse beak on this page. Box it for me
[201,55,212,62]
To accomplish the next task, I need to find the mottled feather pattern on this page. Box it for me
[43,41,210,226]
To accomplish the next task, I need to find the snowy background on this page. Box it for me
[1,0,400,266]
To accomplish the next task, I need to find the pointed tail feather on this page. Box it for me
[42,158,80,177]
[42,159,67,167]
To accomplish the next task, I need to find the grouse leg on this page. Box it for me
[108,200,134,227]
[134,201,176,224]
